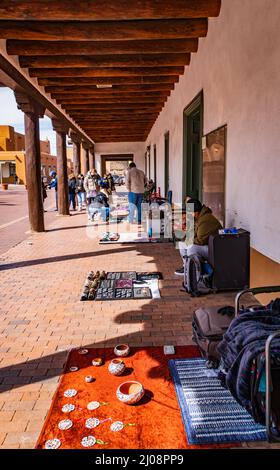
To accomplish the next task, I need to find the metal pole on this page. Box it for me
[265,331,280,442]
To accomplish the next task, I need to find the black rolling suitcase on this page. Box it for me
[208,229,250,291]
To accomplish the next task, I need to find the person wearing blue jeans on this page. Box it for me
[125,162,147,224]
[128,192,144,224]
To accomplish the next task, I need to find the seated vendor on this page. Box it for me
[89,190,110,222]
[175,199,222,275]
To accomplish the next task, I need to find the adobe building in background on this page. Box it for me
[0,125,57,184]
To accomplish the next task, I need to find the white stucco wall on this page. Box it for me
[146,0,280,263]
[94,141,145,175]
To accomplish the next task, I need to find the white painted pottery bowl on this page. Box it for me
[108,358,126,376]
[114,343,130,357]
[116,381,144,405]
[92,357,103,366]
[85,375,94,383]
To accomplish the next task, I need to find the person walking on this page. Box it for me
[76,173,86,211]
[41,176,47,212]
[125,162,147,224]
[68,174,77,211]
[84,168,100,220]
[49,170,58,211]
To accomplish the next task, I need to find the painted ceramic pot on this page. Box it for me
[116,381,145,405]
[114,344,130,358]
[85,375,94,383]
[92,358,103,366]
[108,358,126,376]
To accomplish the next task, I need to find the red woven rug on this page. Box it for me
[36,346,234,449]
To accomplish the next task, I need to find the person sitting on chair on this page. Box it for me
[174,199,222,275]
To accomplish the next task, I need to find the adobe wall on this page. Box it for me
[146,0,280,264]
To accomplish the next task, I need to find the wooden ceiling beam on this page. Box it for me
[64,105,164,111]
[89,134,147,138]
[19,53,190,69]
[0,1,221,21]
[94,138,146,142]
[81,124,152,129]
[54,96,169,104]
[52,91,170,98]
[71,111,160,116]
[45,84,174,94]
[0,19,207,41]
[7,39,199,56]
[30,67,185,78]
[38,76,179,86]
[74,113,158,120]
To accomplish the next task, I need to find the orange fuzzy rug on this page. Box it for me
[36,346,235,449]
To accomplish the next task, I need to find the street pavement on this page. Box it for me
[0,185,57,255]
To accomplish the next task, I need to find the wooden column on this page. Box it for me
[70,132,81,176]
[14,90,45,232]
[89,145,95,170]
[52,119,70,215]
[81,141,89,175]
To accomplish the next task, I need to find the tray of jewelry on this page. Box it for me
[136,272,163,281]
[81,271,154,301]
[106,271,137,280]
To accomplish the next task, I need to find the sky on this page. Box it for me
[0,87,57,154]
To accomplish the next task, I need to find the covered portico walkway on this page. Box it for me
[0,205,269,449]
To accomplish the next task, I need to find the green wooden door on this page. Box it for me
[183,93,203,202]
[164,132,169,196]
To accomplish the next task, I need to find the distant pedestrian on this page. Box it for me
[41,177,48,212]
[125,162,147,224]
[68,174,77,211]
[84,168,100,220]
[49,170,58,211]
[14,174,18,184]
[76,173,86,211]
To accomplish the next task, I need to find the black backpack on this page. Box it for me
[183,254,212,296]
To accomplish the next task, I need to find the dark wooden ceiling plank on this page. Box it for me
[29,67,185,77]
[0,19,207,41]
[7,38,199,56]
[38,76,179,86]
[19,53,190,68]
[0,1,221,21]
[45,84,174,93]
[54,95,170,103]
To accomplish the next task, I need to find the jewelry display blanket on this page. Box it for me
[99,232,171,244]
[80,272,162,301]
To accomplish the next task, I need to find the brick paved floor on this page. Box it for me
[0,205,278,448]
[0,186,57,255]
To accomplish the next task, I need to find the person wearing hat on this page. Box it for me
[175,199,222,275]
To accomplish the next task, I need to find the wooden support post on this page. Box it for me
[81,142,90,175]
[52,119,70,215]
[70,132,81,176]
[14,90,45,232]
[89,145,95,170]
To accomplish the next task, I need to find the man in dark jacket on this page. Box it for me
[68,174,77,211]
[175,199,222,275]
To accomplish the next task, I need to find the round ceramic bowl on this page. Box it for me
[114,344,130,358]
[116,381,145,405]
[108,358,126,376]
[85,375,94,383]
[92,357,103,366]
